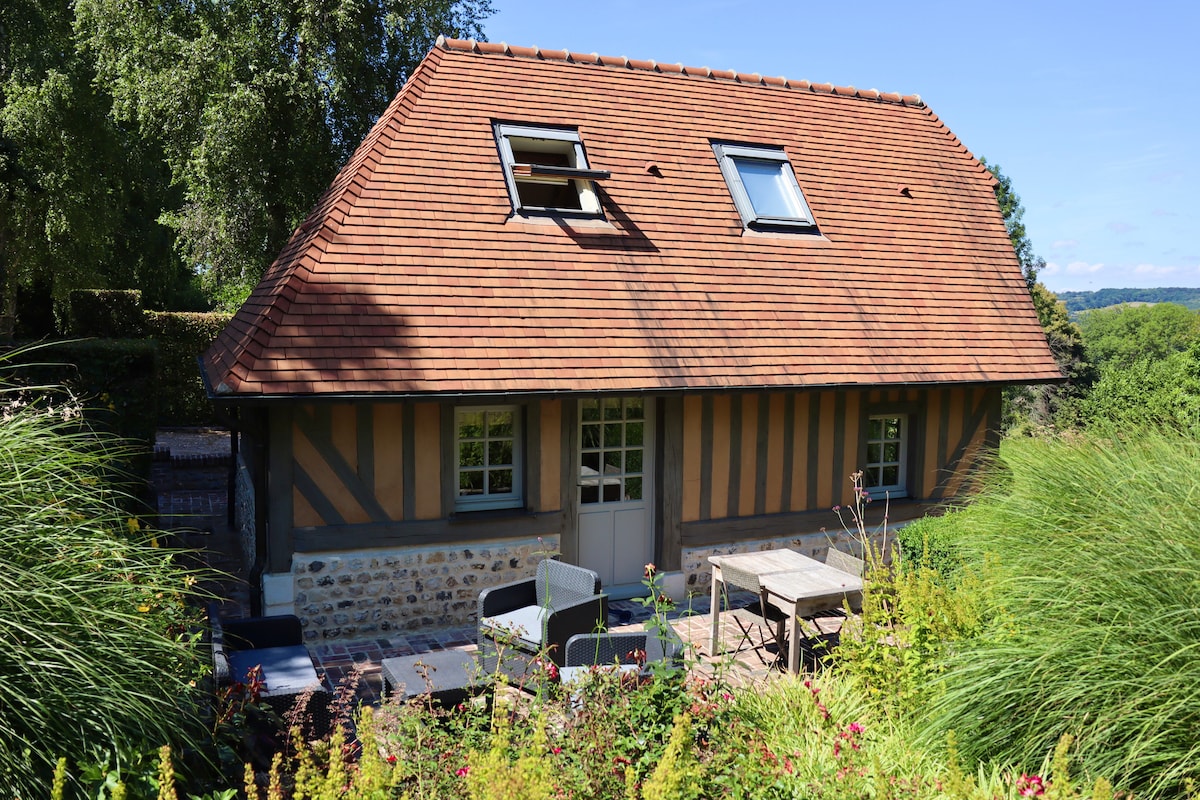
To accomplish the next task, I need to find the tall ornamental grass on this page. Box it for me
[917,427,1200,799]
[0,376,208,797]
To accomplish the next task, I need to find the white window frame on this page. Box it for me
[864,414,908,499]
[454,405,523,512]
[495,123,604,216]
[712,142,816,230]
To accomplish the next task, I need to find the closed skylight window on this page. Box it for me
[712,142,816,230]
[495,123,609,216]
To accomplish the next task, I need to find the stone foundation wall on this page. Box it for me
[292,536,560,643]
[234,454,256,572]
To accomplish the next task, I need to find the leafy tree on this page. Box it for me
[0,0,194,338]
[75,0,493,308]
[1073,341,1200,432]
[1077,302,1200,374]
[983,159,1093,430]
[981,158,1043,290]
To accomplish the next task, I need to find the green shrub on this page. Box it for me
[67,289,147,338]
[895,512,966,577]
[0,357,208,798]
[916,428,1200,799]
[145,311,232,425]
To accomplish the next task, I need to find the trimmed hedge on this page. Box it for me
[67,290,147,338]
[145,311,232,425]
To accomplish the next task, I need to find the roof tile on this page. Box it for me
[204,40,1059,398]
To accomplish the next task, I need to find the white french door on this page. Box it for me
[576,397,654,589]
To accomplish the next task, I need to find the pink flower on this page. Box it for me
[848,721,863,734]
[551,746,562,755]
[1016,774,1046,797]
[386,755,397,764]
[456,766,470,777]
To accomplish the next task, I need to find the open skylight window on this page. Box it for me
[712,142,816,230]
[495,123,609,215]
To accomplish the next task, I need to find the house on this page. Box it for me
[202,37,1060,642]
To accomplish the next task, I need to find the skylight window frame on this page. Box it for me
[712,142,817,231]
[494,123,608,217]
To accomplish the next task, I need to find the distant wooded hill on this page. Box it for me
[1057,287,1200,313]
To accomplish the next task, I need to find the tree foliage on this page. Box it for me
[0,0,193,337]
[1074,342,1200,432]
[1058,287,1200,313]
[982,159,1093,430]
[1077,302,1200,374]
[75,0,493,307]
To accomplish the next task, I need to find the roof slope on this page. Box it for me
[204,37,1061,398]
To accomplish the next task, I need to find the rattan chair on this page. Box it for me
[478,559,608,673]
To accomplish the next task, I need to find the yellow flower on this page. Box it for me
[137,605,151,613]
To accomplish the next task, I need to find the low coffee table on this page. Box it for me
[380,650,479,705]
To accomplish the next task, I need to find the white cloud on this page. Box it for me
[1065,261,1106,275]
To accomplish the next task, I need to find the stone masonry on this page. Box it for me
[292,536,560,643]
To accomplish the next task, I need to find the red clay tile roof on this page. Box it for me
[203,37,1062,398]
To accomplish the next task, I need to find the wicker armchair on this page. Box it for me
[209,605,330,736]
[564,620,685,671]
[478,559,608,673]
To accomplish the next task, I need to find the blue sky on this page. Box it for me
[486,0,1198,294]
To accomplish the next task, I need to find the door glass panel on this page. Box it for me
[626,421,643,447]
[603,423,622,448]
[581,424,600,449]
[458,411,484,438]
[579,397,651,505]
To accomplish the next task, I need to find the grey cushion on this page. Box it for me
[480,605,547,649]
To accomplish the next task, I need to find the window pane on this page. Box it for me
[581,399,601,422]
[459,470,483,496]
[603,423,622,448]
[458,411,484,439]
[489,440,513,466]
[626,449,643,474]
[884,418,901,439]
[603,481,621,502]
[881,466,900,486]
[581,424,600,449]
[487,411,513,438]
[581,485,599,504]
[625,398,644,420]
[489,469,513,495]
[581,451,600,474]
[460,441,484,468]
[867,443,882,464]
[864,467,880,488]
[734,158,802,218]
[883,442,900,463]
[626,477,642,501]
[868,417,882,439]
[604,450,622,472]
[603,398,623,420]
[626,421,643,447]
